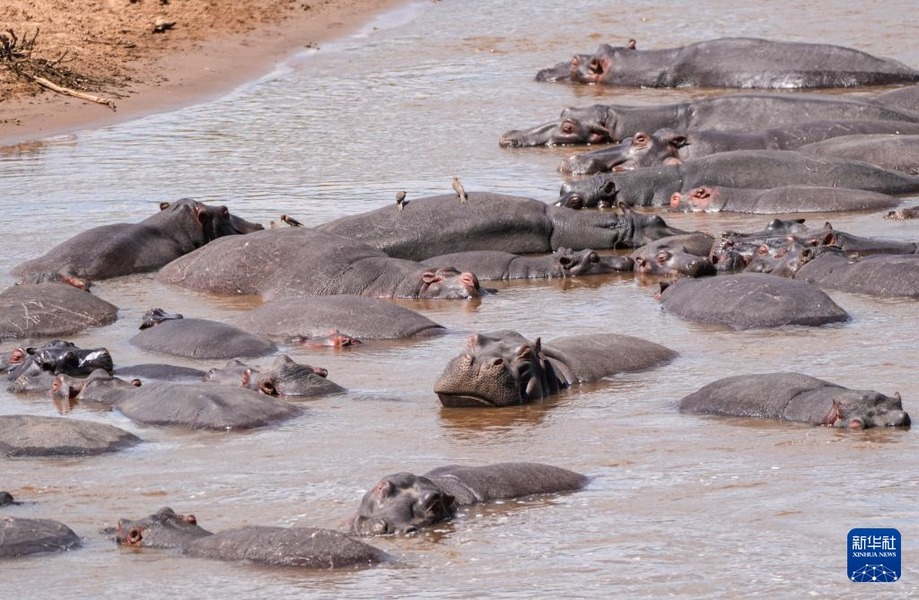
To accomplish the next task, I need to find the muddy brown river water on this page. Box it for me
[1,1,917,597]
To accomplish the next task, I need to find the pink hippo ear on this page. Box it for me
[823,398,844,426]
[669,192,683,209]
[656,250,671,264]
[627,39,637,50]
[159,202,171,211]
[421,271,443,285]
[241,368,252,388]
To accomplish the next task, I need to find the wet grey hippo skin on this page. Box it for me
[317,193,686,260]
[11,198,262,282]
[794,252,919,298]
[872,84,919,112]
[434,330,676,408]
[421,248,633,280]
[669,185,900,214]
[499,94,919,148]
[115,507,389,569]
[0,283,118,341]
[0,414,141,457]
[203,354,346,398]
[51,370,143,414]
[157,228,482,301]
[112,381,303,431]
[630,236,716,279]
[349,462,589,536]
[658,274,849,330]
[798,134,919,175]
[535,37,919,88]
[229,295,445,340]
[4,341,113,395]
[129,317,276,359]
[557,150,919,209]
[679,372,911,429]
[0,517,82,558]
[560,121,919,175]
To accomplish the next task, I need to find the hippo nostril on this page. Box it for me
[492,358,504,367]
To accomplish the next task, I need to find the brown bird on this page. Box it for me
[452,176,468,203]
[281,214,304,228]
[395,190,407,211]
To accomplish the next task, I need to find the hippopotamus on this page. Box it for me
[0,492,17,506]
[4,340,113,390]
[229,295,445,341]
[659,274,849,330]
[348,462,588,536]
[115,507,390,569]
[0,517,82,558]
[535,37,919,89]
[872,84,919,112]
[11,198,262,282]
[112,381,303,431]
[129,316,276,359]
[51,370,143,414]
[0,414,141,457]
[557,150,919,208]
[885,206,919,219]
[560,120,919,174]
[669,185,901,214]
[434,330,676,407]
[113,363,208,382]
[631,244,715,277]
[679,372,911,429]
[499,94,919,148]
[317,193,686,260]
[743,242,820,278]
[798,134,919,175]
[203,355,345,398]
[421,248,633,280]
[795,252,919,298]
[0,282,118,341]
[157,228,482,301]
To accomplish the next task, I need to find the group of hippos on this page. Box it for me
[1,37,915,568]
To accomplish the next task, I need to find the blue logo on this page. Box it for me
[848,528,901,582]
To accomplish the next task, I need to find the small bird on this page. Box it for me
[281,214,304,228]
[452,176,468,203]
[395,190,407,211]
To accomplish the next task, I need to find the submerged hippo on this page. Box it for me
[158,228,482,301]
[421,248,633,280]
[557,150,919,208]
[203,355,346,398]
[0,517,82,558]
[348,462,588,536]
[0,283,118,341]
[434,330,676,407]
[872,84,919,112]
[669,185,901,214]
[129,316,276,359]
[499,94,919,148]
[679,372,911,429]
[795,252,919,298]
[11,199,262,282]
[658,274,849,330]
[536,37,919,89]
[0,414,141,457]
[798,134,919,175]
[115,507,389,569]
[316,193,686,260]
[230,295,445,341]
[885,206,919,220]
[560,120,919,175]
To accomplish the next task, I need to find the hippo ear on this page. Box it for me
[421,270,443,285]
[159,202,171,211]
[616,200,630,214]
[627,38,637,50]
[821,231,838,247]
[241,368,252,388]
[532,337,543,357]
[756,244,770,256]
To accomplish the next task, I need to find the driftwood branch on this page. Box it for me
[32,76,117,110]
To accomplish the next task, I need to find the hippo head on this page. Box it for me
[349,472,457,536]
[115,507,212,549]
[499,105,615,148]
[160,198,264,245]
[554,248,633,276]
[557,174,620,209]
[252,355,344,398]
[418,268,482,300]
[139,307,184,330]
[635,247,716,278]
[822,392,911,430]
[670,186,719,212]
[561,131,683,175]
[569,44,623,84]
[434,331,568,407]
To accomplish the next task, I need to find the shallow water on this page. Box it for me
[1,0,918,597]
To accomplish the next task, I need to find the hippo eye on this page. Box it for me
[634,133,647,144]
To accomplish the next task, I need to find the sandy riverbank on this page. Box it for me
[0,0,406,148]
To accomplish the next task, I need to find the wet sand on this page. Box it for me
[0,0,405,147]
